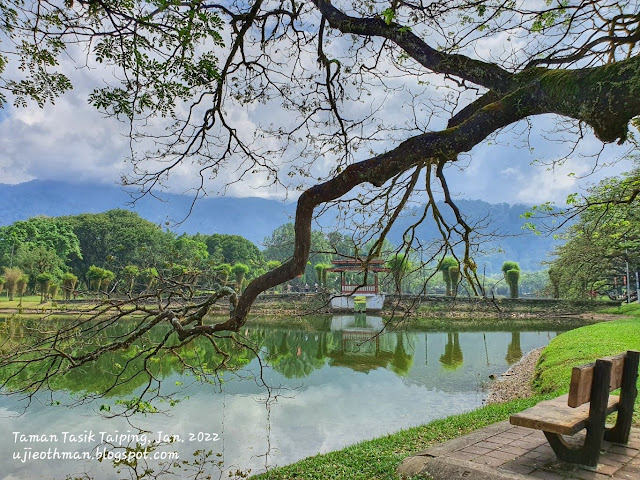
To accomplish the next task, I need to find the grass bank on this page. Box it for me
[532,302,640,421]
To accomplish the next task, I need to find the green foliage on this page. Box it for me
[35,272,53,302]
[64,210,173,284]
[231,263,250,292]
[501,261,520,274]
[87,265,115,292]
[505,268,520,298]
[0,217,81,267]
[61,272,78,300]
[547,164,639,299]
[3,267,23,301]
[381,7,396,25]
[387,253,412,294]
[14,243,65,284]
[202,234,264,273]
[171,235,209,268]
[214,263,232,285]
[140,267,159,290]
[439,256,459,296]
[263,223,332,285]
[48,282,59,300]
[448,265,460,296]
[266,260,282,271]
[16,275,28,298]
[1,0,225,116]
[314,263,332,288]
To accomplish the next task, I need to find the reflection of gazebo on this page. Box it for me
[328,331,395,373]
[327,259,389,311]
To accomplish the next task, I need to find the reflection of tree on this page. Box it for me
[389,333,414,376]
[439,333,464,370]
[505,332,522,365]
[0,318,262,399]
[264,331,326,379]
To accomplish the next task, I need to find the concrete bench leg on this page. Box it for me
[605,351,639,444]
[543,359,613,467]
[544,429,603,467]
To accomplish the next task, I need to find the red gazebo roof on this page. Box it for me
[326,259,390,272]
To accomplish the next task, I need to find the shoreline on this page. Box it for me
[486,347,544,404]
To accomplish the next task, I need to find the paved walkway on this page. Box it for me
[398,421,640,479]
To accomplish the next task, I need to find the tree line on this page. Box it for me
[545,163,640,300]
[0,209,545,302]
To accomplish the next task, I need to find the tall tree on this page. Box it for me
[64,210,172,286]
[35,272,53,303]
[3,267,22,301]
[502,261,521,299]
[439,257,459,297]
[231,263,250,293]
[387,253,412,294]
[61,272,78,301]
[202,234,265,272]
[547,164,640,299]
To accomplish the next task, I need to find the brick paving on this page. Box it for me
[397,421,640,479]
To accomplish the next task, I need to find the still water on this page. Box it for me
[0,315,563,479]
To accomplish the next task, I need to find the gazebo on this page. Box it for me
[326,258,389,311]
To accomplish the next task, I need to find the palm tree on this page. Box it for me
[36,272,54,303]
[448,265,460,296]
[439,256,459,296]
[48,282,60,301]
[502,261,521,298]
[122,265,139,295]
[16,275,28,306]
[61,272,78,300]
[231,263,250,293]
[386,253,411,294]
[216,263,232,285]
[3,267,23,301]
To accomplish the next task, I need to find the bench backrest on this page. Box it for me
[568,353,626,408]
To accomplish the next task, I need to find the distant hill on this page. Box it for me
[0,180,295,248]
[0,180,560,272]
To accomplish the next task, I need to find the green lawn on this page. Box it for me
[532,303,640,421]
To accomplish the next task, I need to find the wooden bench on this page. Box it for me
[510,350,639,466]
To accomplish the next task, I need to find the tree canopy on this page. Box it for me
[548,163,640,299]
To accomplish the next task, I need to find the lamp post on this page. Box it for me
[482,263,486,297]
[625,238,631,304]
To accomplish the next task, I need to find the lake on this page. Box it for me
[0,314,565,479]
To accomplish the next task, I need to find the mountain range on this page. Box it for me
[0,180,561,273]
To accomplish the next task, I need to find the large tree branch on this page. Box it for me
[311,0,514,93]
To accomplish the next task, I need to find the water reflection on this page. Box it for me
[506,332,523,365]
[0,314,566,479]
[439,332,464,370]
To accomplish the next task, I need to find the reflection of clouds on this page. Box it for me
[0,329,560,478]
